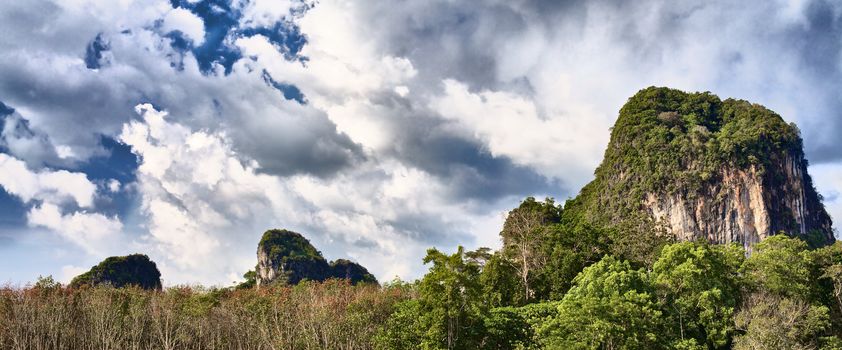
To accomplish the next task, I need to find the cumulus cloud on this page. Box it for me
[0,153,123,255]
[0,153,96,207]
[27,203,123,254]
[2,0,842,284]
[431,79,605,180]
[235,0,303,29]
[162,8,206,45]
[118,104,497,284]
[1,112,69,168]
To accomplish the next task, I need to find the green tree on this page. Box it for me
[414,246,488,349]
[653,241,744,348]
[538,219,611,300]
[501,197,561,301]
[540,256,665,349]
[742,235,814,299]
[374,299,424,350]
[479,252,525,307]
[236,270,256,289]
[480,307,532,349]
[733,292,830,350]
[812,241,842,336]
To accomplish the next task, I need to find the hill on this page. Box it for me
[255,229,377,287]
[563,87,833,260]
[69,254,162,289]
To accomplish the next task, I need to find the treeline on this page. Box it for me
[378,233,842,349]
[0,279,412,350]
[369,197,842,349]
[3,197,842,349]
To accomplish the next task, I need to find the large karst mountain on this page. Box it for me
[565,87,834,251]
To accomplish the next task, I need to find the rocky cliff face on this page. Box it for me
[644,150,832,250]
[256,229,377,287]
[566,87,833,252]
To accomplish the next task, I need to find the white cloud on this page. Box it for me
[27,203,123,254]
[431,79,605,181]
[0,153,96,207]
[235,0,297,29]
[118,104,497,285]
[107,179,121,192]
[162,8,205,45]
[0,153,122,257]
[59,265,89,284]
[120,104,301,283]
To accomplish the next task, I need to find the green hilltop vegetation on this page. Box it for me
[2,87,841,349]
[69,253,162,290]
[252,229,378,286]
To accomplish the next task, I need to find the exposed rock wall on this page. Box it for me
[645,151,833,249]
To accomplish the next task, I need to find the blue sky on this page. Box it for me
[0,0,841,286]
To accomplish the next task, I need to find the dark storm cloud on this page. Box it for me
[359,90,563,204]
[395,131,560,201]
[384,211,474,246]
[783,0,842,163]
[0,102,13,116]
[84,33,111,70]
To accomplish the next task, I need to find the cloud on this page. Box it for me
[0,152,123,256]
[118,104,502,284]
[162,8,206,45]
[0,0,361,178]
[0,112,68,168]
[27,203,123,254]
[3,0,842,285]
[0,153,96,207]
[59,264,89,284]
[431,79,605,180]
[235,0,302,29]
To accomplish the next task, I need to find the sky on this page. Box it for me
[0,0,841,286]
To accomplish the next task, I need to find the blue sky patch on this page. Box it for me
[261,70,306,104]
[170,0,243,74]
[79,136,139,185]
[241,21,308,61]
[84,33,110,70]
[168,0,309,75]
[0,101,14,116]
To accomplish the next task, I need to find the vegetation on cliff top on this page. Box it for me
[69,253,161,290]
[257,229,377,285]
[259,229,325,264]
